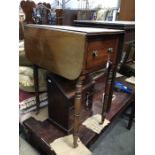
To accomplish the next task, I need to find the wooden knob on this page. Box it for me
[107,48,113,53]
[92,50,98,57]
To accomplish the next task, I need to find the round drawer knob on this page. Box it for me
[92,50,98,57]
[107,48,113,53]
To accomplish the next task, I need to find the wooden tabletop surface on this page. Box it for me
[25,24,124,35]
[74,20,135,29]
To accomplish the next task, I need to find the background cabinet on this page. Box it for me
[118,0,135,21]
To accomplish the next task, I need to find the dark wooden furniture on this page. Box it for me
[24,25,124,147]
[119,42,135,76]
[47,73,94,133]
[32,2,51,24]
[23,76,135,155]
[20,0,36,24]
[74,20,135,75]
[20,0,63,25]
[118,0,135,21]
[74,20,135,44]
[55,9,63,25]
[20,1,64,113]
[74,21,135,48]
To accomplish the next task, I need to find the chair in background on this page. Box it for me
[119,42,135,77]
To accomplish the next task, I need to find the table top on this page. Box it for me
[24,24,124,80]
[25,24,124,35]
[74,20,135,30]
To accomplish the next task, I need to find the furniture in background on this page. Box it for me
[118,0,135,21]
[19,0,64,113]
[47,73,94,134]
[32,2,52,24]
[61,7,119,26]
[119,42,135,76]
[24,25,124,148]
[20,0,36,24]
[74,20,135,76]
[62,9,95,26]
[19,40,42,113]
[20,0,63,25]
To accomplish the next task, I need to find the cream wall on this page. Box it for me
[20,0,121,9]
[66,0,121,9]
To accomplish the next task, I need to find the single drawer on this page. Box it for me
[86,36,118,70]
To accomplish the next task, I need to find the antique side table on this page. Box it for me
[24,25,124,147]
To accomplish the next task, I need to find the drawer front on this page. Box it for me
[86,37,118,70]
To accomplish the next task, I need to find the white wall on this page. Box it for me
[19,0,121,9]
[65,0,121,9]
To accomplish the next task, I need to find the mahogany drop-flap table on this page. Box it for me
[24,25,124,147]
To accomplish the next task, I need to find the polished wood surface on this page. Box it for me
[74,20,135,29]
[118,0,135,21]
[74,20,135,74]
[24,25,86,80]
[24,25,124,80]
[86,35,118,70]
[73,76,84,147]
[74,20,135,42]
[100,62,115,124]
[33,65,40,113]
[24,76,135,155]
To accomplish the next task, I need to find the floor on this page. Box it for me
[19,114,135,155]
[19,136,40,155]
[90,115,135,155]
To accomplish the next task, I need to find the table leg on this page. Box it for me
[100,67,115,124]
[33,65,40,114]
[127,101,135,130]
[73,76,84,148]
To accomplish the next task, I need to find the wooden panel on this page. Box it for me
[24,25,124,79]
[24,25,86,80]
[124,29,135,42]
[86,36,118,70]
[47,74,94,132]
[74,20,135,30]
[56,9,63,25]
[118,0,135,21]
[20,0,36,24]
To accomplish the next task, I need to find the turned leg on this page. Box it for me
[73,76,85,148]
[33,65,40,114]
[127,101,135,130]
[100,64,116,124]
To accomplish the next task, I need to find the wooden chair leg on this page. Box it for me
[127,101,135,130]
[33,65,40,114]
